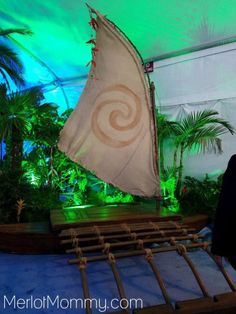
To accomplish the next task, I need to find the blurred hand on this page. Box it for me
[213,255,223,268]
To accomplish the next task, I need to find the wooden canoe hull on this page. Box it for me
[0,213,209,254]
[0,222,62,254]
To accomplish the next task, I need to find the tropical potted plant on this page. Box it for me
[172,110,234,196]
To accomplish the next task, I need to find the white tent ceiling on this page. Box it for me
[1,0,236,111]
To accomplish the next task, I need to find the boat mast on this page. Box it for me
[150,81,161,214]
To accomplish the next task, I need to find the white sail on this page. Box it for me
[58,8,160,197]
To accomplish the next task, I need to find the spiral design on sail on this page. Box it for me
[91,85,143,148]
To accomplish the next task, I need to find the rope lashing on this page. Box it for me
[202,242,209,250]
[169,237,187,255]
[108,253,116,264]
[130,232,137,240]
[79,257,87,270]
[72,237,79,248]
[145,248,154,262]
[149,221,160,231]
[169,221,181,229]
[98,236,105,245]
[137,239,144,249]
[121,223,131,234]
[69,228,77,238]
[69,228,79,248]
[176,244,187,256]
[103,242,111,254]
[93,225,101,237]
[192,234,199,242]
[170,237,176,246]
[75,247,83,258]
[160,230,165,237]
[182,228,188,235]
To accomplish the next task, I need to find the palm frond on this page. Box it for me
[0,69,10,89]
[185,123,233,153]
[191,137,222,154]
[157,113,179,138]
[0,44,24,86]
[0,28,33,37]
[0,44,23,69]
[179,110,217,131]
[176,110,234,147]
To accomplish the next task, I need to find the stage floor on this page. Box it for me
[1,251,235,314]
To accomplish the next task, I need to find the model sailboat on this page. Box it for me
[58,6,160,198]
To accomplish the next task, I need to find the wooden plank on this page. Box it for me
[0,222,50,234]
[50,205,182,231]
[59,221,186,237]
[68,242,209,264]
[183,215,209,231]
[133,304,174,314]
[66,235,202,253]
[0,222,62,254]
[175,297,214,311]
[175,295,236,313]
[0,230,62,254]
[61,228,196,245]
[214,292,236,305]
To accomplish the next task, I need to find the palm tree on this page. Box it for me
[31,104,63,187]
[173,110,234,195]
[0,84,56,178]
[0,28,32,87]
[0,28,32,162]
[156,112,178,178]
[0,44,24,88]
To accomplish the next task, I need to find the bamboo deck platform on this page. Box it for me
[0,202,209,254]
[59,218,236,314]
[50,203,183,231]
